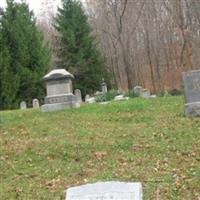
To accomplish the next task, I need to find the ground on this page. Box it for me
[0,97,200,200]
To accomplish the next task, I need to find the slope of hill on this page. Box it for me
[0,97,200,200]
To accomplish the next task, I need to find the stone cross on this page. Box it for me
[65,181,143,200]
[182,69,200,117]
[75,89,82,103]
[32,99,40,108]
[20,101,27,110]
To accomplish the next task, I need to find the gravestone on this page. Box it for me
[32,99,40,108]
[20,101,27,110]
[41,69,77,112]
[101,79,107,94]
[140,89,150,98]
[65,181,142,200]
[85,94,90,102]
[86,97,96,104]
[133,86,142,96]
[182,69,200,117]
[75,89,82,104]
[114,95,129,101]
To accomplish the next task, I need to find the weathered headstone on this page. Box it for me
[41,69,77,112]
[114,95,129,101]
[140,89,150,98]
[20,101,27,110]
[65,181,142,200]
[182,69,200,117]
[101,79,107,94]
[32,99,40,108]
[75,89,82,104]
[86,97,96,104]
[85,94,90,102]
[133,86,143,96]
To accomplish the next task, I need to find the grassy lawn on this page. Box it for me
[0,96,200,200]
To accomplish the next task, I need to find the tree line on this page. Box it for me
[85,0,200,92]
[1,0,200,109]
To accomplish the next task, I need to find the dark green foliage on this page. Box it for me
[54,0,108,96]
[168,89,182,96]
[157,91,165,97]
[0,0,50,109]
[95,90,118,102]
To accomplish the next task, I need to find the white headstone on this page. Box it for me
[32,99,40,108]
[86,97,96,104]
[85,94,90,102]
[20,101,27,110]
[75,89,82,103]
[65,181,142,200]
[114,95,129,101]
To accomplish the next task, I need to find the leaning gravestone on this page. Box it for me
[32,99,40,108]
[75,89,82,104]
[182,69,200,117]
[20,101,27,110]
[41,69,77,112]
[65,181,142,200]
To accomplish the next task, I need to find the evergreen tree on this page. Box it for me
[0,0,50,109]
[55,0,108,95]
[0,31,19,109]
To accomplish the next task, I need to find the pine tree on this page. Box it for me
[55,0,108,95]
[0,31,19,109]
[0,0,50,109]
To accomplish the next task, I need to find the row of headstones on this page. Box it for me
[20,90,83,110]
[20,86,153,109]
[73,70,200,117]
[20,99,40,110]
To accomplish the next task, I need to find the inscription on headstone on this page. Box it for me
[182,69,200,117]
[41,69,77,112]
[65,182,142,200]
[32,99,40,108]
[20,101,27,110]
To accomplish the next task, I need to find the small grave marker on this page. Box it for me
[65,181,142,200]
[75,89,82,103]
[20,101,27,110]
[32,99,40,108]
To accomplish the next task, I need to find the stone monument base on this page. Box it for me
[185,102,200,117]
[42,94,79,112]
